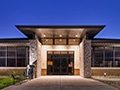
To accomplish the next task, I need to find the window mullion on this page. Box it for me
[15,47,17,67]
[5,47,7,67]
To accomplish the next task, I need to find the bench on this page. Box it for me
[12,74,31,84]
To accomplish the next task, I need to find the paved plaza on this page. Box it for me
[2,76,119,90]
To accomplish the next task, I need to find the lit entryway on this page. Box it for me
[47,51,74,75]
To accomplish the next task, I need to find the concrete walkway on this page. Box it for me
[2,76,119,90]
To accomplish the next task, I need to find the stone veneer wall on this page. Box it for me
[36,36,42,77]
[41,69,80,75]
[91,68,120,76]
[74,69,80,75]
[79,40,84,77]
[29,40,37,65]
[79,35,91,78]
[84,40,91,77]
[0,69,26,75]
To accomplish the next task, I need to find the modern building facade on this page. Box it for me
[0,25,120,78]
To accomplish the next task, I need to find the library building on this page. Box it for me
[0,25,120,78]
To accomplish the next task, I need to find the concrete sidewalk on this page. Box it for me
[2,76,119,90]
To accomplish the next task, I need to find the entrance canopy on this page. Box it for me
[16,25,105,45]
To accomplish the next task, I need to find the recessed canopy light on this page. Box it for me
[60,35,62,37]
[44,35,46,37]
[75,35,78,37]
[60,39,62,41]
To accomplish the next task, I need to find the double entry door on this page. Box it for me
[47,51,74,75]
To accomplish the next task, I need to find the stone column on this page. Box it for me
[84,40,91,78]
[79,39,91,78]
[35,36,42,78]
[29,40,37,65]
[29,38,42,78]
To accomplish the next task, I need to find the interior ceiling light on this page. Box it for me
[60,35,62,37]
[44,35,46,37]
[46,39,48,41]
[73,39,75,41]
[60,39,62,41]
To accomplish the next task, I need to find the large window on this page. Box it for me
[115,48,120,67]
[91,46,120,67]
[68,39,80,45]
[42,39,53,45]
[0,46,28,67]
[105,47,113,67]
[94,47,104,67]
[41,39,80,45]
[0,47,6,67]
[55,39,66,45]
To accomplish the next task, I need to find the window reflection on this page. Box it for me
[0,51,6,57]
[7,51,15,57]
[0,58,5,66]
[17,58,25,67]
[7,58,16,67]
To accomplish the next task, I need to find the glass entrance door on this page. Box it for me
[61,51,68,75]
[47,51,74,75]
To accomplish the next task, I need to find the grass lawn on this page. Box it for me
[0,78,26,89]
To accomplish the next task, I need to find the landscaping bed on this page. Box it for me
[99,80,120,89]
[92,76,120,89]
[0,78,26,89]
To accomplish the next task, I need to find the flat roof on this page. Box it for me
[15,25,106,39]
[92,38,120,43]
[0,38,29,43]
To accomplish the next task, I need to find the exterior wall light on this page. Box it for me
[104,73,106,77]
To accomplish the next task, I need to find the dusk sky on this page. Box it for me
[0,0,120,39]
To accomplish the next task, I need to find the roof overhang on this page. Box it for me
[15,25,106,39]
